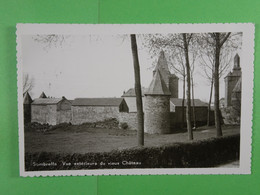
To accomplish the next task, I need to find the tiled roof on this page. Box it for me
[121,88,146,97]
[145,70,171,96]
[170,98,208,107]
[72,98,124,106]
[155,50,170,73]
[32,98,63,105]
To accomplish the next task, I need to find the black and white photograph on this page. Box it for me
[17,24,254,176]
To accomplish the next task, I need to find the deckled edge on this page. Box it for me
[16,23,255,177]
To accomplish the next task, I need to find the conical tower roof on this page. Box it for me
[156,50,169,69]
[154,50,171,86]
[39,92,47,98]
[145,70,171,96]
[23,92,33,104]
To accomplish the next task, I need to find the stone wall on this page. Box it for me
[31,105,57,125]
[72,106,120,125]
[57,99,71,111]
[169,107,214,130]
[144,95,170,134]
[225,76,241,107]
[221,107,241,125]
[57,99,72,124]
[46,105,57,125]
[114,106,212,132]
[231,91,241,113]
[118,112,138,130]
[57,110,72,124]
[31,105,47,124]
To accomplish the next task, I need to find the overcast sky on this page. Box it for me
[21,34,242,102]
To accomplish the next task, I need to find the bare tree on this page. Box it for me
[206,33,231,137]
[23,73,34,95]
[199,45,233,126]
[182,33,193,140]
[198,32,242,132]
[168,47,186,129]
[130,34,144,146]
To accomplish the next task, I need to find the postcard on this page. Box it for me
[17,23,254,176]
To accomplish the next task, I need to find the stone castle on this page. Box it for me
[23,51,218,134]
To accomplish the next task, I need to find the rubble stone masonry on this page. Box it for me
[144,96,170,134]
[72,106,120,125]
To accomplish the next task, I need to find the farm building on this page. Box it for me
[71,98,128,125]
[31,96,72,125]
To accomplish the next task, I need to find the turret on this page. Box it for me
[153,50,171,87]
[233,54,241,70]
[224,54,242,107]
[144,70,171,134]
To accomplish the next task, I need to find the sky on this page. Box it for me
[21,34,242,102]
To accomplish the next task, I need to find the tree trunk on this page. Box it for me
[214,33,223,137]
[182,33,193,140]
[130,34,144,146]
[207,76,214,126]
[181,74,185,129]
[191,76,196,129]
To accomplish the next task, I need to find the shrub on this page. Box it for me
[24,122,52,132]
[119,122,128,129]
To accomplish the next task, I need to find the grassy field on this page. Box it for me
[25,124,240,154]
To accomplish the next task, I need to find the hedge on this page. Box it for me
[25,134,240,171]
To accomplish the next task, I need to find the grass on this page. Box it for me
[25,124,240,154]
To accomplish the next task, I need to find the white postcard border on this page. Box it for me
[16,23,255,177]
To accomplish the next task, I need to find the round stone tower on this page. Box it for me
[144,70,171,134]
